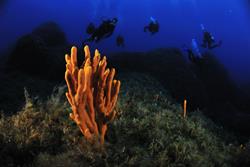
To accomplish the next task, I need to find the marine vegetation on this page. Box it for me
[0,72,249,166]
[65,45,121,145]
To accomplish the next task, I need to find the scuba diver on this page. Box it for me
[183,39,203,63]
[144,17,160,35]
[84,17,118,43]
[116,35,125,47]
[183,46,197,63]
[200,24,222,49]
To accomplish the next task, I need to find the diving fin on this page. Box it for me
[86,23,96,35]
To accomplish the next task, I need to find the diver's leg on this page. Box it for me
[95,36,101,42]
[210,40,222,49]
[191,54,196,63]
[209,44,217,49]
[151,31,156,35]
[188,54,193,62]
[105,32,113,38]
[201,39,207,48]
[208,42,213,49]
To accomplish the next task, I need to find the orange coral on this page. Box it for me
[65,45,121,145]
[183,99,187,118]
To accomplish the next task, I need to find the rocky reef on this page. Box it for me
[109,49,250,138]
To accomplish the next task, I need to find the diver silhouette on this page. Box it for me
[183,39,203,63]
[144,17,159,35]
[200,24,222,49]
[183,46,200,63]
[116,35,125,47]
[84,17,118,43]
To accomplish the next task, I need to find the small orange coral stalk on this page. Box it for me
[65,45,121,145]
[183,99,187,118]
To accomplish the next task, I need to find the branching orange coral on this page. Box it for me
[65,45,121,145]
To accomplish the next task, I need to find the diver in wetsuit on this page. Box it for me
[183,39,203,63]
[144,17,159,35]
[183,46,199,63]
[186,48,197,63]
[84,17,118,43]
[116,35,125,47]
[200,24,222,49]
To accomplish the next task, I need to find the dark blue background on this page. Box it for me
[0,0,249,83]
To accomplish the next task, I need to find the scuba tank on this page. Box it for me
[200,24,205,32]
[191,38,202,58]
[150,16,157,24]
[201,24,215,41]
[210,34,215,41]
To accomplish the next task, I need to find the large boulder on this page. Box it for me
[6,22,69,80]
[6,34,49,76]
[32,22,67,47]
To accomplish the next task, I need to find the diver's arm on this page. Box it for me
[201,38,207,48]
[144,26,148,32]
[209,40,222,49]
[105,32,113,38]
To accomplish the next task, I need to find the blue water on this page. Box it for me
[0,0,250,82]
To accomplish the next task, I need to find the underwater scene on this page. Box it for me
[0,0,250,166]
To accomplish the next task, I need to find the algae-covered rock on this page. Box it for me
[1,73,246,167]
